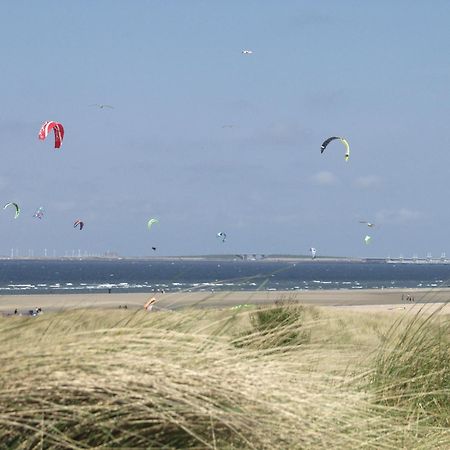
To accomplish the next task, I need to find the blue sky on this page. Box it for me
[0,1,449,257]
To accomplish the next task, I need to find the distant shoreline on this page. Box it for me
[0,255,448,264]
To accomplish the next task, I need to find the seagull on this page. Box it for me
[89,104,114,109]
[359,221,375,227]
[241,50,253,55]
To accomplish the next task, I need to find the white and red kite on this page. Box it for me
[38,121,64,148]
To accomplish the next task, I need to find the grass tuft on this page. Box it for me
[370,304,450,427]
[232,301,313,350]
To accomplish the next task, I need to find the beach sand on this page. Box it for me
[1,288,449,315]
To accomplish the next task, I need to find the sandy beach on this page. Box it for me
[1,288,449,315]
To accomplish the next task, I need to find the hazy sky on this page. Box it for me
[1,1,449,257]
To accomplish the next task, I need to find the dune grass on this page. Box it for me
[371,304,449,427]
[0,302,448,448]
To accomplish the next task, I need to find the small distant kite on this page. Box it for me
[148,218,159,230]
[38,121,64,149]
[310,247,317,259]
[4,202,20,219]
[217,232,227,243]
[33,207,44,220]
[144,297,157,312]
[359,221,375,228]
[89,104,114,109]
[241,50,253,55]
[152,247,157,251]
[320,136,350,161]
[74,219,84,230]
[364,235,372,245]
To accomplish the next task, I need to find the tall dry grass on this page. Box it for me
[371,303,449,427]
[0,302,448,448]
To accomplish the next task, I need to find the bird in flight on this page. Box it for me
[89,104,114,109]
[359,221,375,227]
[241,50,253,55]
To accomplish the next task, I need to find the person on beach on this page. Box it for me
[144,297,157,312]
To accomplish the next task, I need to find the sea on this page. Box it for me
[1,258,450,295]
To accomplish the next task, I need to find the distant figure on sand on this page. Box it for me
[144,297,157,312]
[28,308,41,316]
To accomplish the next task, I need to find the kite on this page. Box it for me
[320,137,350,161]
[217,232,227,243]
[144,297,157,311]
[147,218,159,230]
[152,247,157,251]
[33,207,44,219]
[4,202,20,219]
[310,247,317,259]
[364,235,372,245]
[74,219,84,230]
[241,50,253,54]
[38,121,65,148]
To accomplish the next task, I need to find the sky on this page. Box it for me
[0,0,449,258]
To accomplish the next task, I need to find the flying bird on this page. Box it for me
[241,50,253,55]
[359,221,375,227]
[89,104,114,109]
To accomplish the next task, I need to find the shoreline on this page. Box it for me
[0,256,449,264]
[1,288,449,315]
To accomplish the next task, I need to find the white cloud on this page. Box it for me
[310,171,338,186]
[354,175,381,189]
[375,208,422,224]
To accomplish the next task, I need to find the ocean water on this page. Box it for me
[1,259,450,295]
